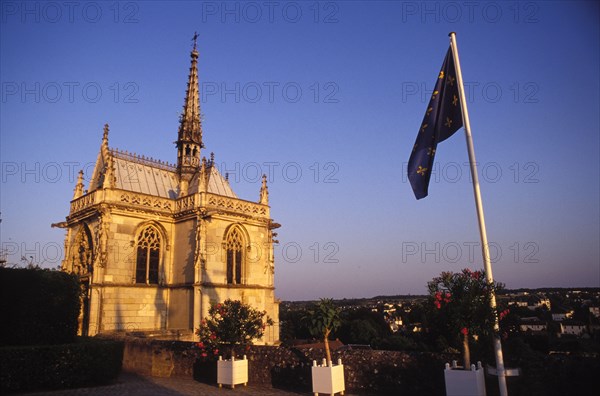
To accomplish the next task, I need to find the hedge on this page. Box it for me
[0,338,124,393]
[0,267,80,345]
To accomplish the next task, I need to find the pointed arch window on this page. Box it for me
[135,225,161,284]
[225,227,245,285]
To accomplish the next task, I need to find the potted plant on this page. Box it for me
[427,268,505,396]
[306,298,345,396]
[195,299,272,389]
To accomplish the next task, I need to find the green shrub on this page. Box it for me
[0,338,123,393]
[0,267,80,345]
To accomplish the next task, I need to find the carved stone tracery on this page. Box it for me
[94,209,111,268]
[72,225,93,275]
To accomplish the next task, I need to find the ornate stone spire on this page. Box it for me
[102,123,109,144]
[101,123,110,157]
[198,157,208,193]
[73,170,85,199]
[176,32,204,196]
[259,174,269,205]
[102,154,116,189]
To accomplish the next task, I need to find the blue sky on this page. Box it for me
[1,1,598,300]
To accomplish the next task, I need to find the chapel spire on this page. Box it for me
[259,174,269,205]
[101,123,110,156]
[73,170,85,199]
[176,32,204,196]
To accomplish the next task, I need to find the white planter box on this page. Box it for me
[217,355,248,389]
[311,359,345,396]
[444,361,486,396]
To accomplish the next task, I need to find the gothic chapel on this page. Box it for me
[57,38,280,344]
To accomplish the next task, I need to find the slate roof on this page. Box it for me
[88,147,236,199]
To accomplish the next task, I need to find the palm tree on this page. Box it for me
[305,298,341,366]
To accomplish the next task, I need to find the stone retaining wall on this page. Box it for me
[105,335,455,395]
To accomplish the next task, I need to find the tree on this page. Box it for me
[338,307,391,345]
[427,268,504,369]
[346,319,379,344]
[279,305,312,342]
[0,267,80,345]
[195,299,273,359]
[305,298,341,366]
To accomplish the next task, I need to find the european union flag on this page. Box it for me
[408,47,463,199]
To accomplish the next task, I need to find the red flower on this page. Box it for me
[197,342,204,348]
[201,352,208,357]
[460,327,468,336]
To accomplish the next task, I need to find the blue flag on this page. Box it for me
[408,47,463,199]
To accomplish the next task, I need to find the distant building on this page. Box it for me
[55,39,280,343]
[552,313,567,321]
[527,295,551,311]
[388,318,403,333]
[519,317,547,333]
[511,301,528,308]
[383,303,397,315]
[551,309,574,322]
[559,321,587,337]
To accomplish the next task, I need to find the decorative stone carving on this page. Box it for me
[73,170,85,200]
[103,154,116,189]
[259,174,269,205]
[95,209,111,268]
[71,225,93,275]
[207,194,267,217]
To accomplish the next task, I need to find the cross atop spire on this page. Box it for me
[192,31,199,51]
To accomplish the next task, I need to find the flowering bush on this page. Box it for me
[427,268,505,369]
[194,299,273,360]
[195,324,220,359]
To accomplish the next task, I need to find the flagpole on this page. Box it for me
[448,32,508,396]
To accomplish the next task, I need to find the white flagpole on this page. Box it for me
[448,32,508,396]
